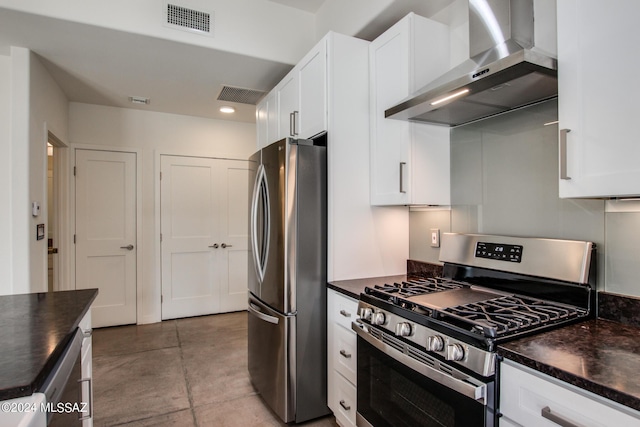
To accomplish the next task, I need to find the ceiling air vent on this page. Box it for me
[217,86,267,105]
[164,3,214,36]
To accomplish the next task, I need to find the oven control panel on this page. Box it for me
[475,241,523,263]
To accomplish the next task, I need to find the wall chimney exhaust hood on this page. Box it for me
[385,0,557,127]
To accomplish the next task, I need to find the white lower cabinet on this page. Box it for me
[499,360,640,427]
[327,289,358,427]
[79,310,93,427]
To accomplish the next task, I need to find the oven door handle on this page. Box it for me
[352,322,487,404]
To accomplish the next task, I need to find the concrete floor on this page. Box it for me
[92,311,338,427]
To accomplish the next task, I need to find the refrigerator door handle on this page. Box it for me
[250,164,270,282]
[248,302,280,325]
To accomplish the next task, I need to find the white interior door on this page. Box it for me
[161,156,219,319]
[160,156,249,319]
[217,159,249,312]
[75,149,137,327]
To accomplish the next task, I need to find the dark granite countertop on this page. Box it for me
[327,274,408,299]
[498,318,640,412]
[327,260,444,299]
[0,289,98,401]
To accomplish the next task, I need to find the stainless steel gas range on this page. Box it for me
[353,233,596,427]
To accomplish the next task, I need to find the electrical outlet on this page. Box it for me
[430,228,440,248]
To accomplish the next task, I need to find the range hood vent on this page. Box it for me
[386,0,557,127]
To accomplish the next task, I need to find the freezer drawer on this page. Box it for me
[247,294,295,423]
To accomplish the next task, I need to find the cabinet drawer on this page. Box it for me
[332,372,357,427]
[333,323,357,384]
[500,361,640,427]
[330,291,358,330]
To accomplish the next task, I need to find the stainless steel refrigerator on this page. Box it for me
[247,137,329,423]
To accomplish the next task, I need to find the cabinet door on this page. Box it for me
[79,311,93,427]
[500,361,640,426]
[370,18,411,205]
[558,0,640,198]
[256,96,269,150]
[298,39,327,139]
[266,91,279,145]
[369,14,451,206]
[277,71,299,140]
[327,289,359,423]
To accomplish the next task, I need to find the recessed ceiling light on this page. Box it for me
[220,106,235,113]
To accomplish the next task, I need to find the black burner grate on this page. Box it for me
[440,295,587,338]
[369,278,465,297]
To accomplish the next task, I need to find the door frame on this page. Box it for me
[154,149,250,322]
[70,144,143,323]
[45,127,69,292]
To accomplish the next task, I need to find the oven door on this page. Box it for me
[353,322,495,427]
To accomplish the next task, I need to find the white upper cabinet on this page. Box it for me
[256,91,278,150]
[277,70,299,140]
[369,13,451,206]
[256,95,268,149]
[298,40,327,139]
[558,0,640,198]
[260,38,328,145]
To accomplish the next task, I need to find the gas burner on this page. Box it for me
[439,296,587,339]
[368,277,466,297]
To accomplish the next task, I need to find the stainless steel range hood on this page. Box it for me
[386,0,557,127]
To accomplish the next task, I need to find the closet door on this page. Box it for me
[160,156,249,319]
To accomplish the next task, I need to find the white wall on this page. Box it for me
[315,0,393,40]
[9,47,31,294]
[69,103,256,323]
[0,54,11,295]
[28,51,69,293]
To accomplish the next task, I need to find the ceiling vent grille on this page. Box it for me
[165,3,214,36]
[217,86,267,105]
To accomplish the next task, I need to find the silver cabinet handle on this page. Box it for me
[541,406,581,427]
[290,110,299,136]
[78,377,93,421]
[339,309,351,318]
[339,400,351,411]
[399,162,407,193]
[339,349,352,359]
[560,128,571,180]
[221,243,233,248]
[209,243,219,248]
[120,244,134,250]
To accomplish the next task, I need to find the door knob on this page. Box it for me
[209,244,219,248]
[120,244,134,250]
[221,243,233,248]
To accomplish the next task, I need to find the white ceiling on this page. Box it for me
[268,0,326,13]
[0,0,460,124]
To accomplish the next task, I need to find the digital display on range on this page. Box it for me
[475,242,523,262]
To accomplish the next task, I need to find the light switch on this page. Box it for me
[430,228,440,248]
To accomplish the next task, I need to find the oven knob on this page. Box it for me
[446,344,465,361]
[395,322,412,337]
[427,335,445,352]
[371,312,387,326]
[359,307,373,321]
